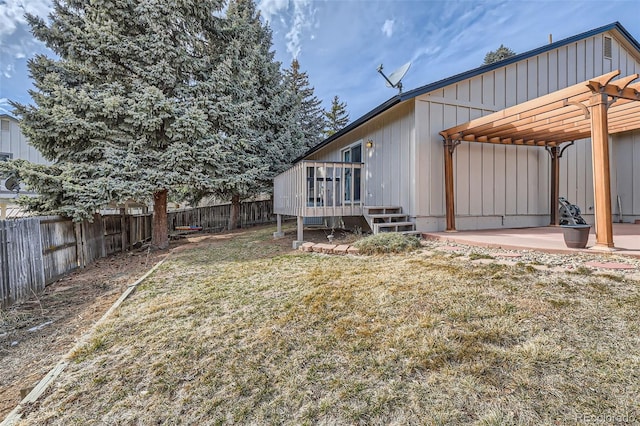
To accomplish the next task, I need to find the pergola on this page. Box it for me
[439,70,640,250]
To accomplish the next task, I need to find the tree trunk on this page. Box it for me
[228,194,241,231]
[152,189,169,250]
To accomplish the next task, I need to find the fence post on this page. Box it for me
[74,222,85,268]
[120,208,128,252]
[0,221,10,307]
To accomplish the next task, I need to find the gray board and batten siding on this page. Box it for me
[294,22,640,232]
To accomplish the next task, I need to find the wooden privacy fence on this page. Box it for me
[0,214,152,308]
[168,200,275,232]
[1,200,274,308]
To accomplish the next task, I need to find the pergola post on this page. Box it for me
[589,92,615,249]
[548,147,561,226]
[443,138,460,232]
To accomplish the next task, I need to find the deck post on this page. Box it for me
[273,214,284,238]
[589,92,615,249]
[293,216,304,249]
[443,138,460,232]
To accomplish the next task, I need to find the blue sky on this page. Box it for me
[1,0,640,121]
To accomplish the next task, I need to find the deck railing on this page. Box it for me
[274,161,364,217]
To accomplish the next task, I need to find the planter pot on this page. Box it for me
[561,225,591,248]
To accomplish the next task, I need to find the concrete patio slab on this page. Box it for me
[423,223,640,258]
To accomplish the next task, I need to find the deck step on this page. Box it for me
[367,213,408,219]
[373,221,416,233]
[364,206,402,215]
[364,205,416,235]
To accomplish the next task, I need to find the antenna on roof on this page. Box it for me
[377,62,411,94]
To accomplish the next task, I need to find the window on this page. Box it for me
[0,152,12,162]
[604,36,612,59]
[341,142,362,203]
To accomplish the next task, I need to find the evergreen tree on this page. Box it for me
[483,44,516,65]
[283,59,325,150]
[324,95,350,137]
[6,0,224,249]
[195,0,303,230]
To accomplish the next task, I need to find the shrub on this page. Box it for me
[353,233,421,255]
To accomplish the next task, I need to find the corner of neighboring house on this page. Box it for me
[0,113,51,219]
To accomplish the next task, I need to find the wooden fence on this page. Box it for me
[167,200,275,232]
[0,214,152,308]
[1,200,274,308]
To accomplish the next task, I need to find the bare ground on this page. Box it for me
[0,242,171,419]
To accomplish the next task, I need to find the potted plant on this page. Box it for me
[560,224,591,248]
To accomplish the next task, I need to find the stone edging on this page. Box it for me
[299,242,359,255]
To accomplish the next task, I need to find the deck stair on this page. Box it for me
[364,206,419,235]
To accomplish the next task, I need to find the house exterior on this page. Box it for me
[273,22,640,248]
[0,113,51,217]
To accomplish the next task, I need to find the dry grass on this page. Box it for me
[19,226,640,425]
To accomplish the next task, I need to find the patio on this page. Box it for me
[423,223,640,258]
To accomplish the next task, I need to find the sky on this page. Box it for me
[1,0,640,121]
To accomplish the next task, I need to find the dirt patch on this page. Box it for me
[0,244,171,420]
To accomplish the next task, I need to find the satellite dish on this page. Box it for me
[5,176,19,193]
[377,62,411,94]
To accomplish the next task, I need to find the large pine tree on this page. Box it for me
[192,0,304,230]
[283,59,325,150]
[8,0,224,249]
[324,95,350,137]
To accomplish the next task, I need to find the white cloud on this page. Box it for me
[258,0,315,59]
[0,0,52,37]
[257,0,289,24]
[381,19,394,38]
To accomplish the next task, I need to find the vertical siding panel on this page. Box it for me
[470,77,482,104]
[576,40,586,82]
[593,35,604,76]
[576,140,587,209]
[584,139,594,213]
[516,147,528,214]
[468,109,483,216]
[516,62,528,104]
[482,73,494,106]
[505,145,517,215]
[585,37,595,79]
[614,134,633,217]
[527,148,539,214]
[457,80,470,102]
[414,101,430,217]
[538,53,549,96]
[557,46,568,89]
[430,103,445,216]
[494,68,506,108]
[527,58,538,98]
[539,150,550,215]
[567,42,577,84]
[494,145,506,215]
[455,107,470,215]
[505,65,519,106]
[548,49,559,92]
[482,143,495,215]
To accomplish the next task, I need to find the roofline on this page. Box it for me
[294,95,402,162]
[297,21,639,161]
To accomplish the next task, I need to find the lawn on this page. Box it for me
[19,226,640,425]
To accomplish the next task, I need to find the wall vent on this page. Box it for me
[604,36,613,59]
[1,119,9,132]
